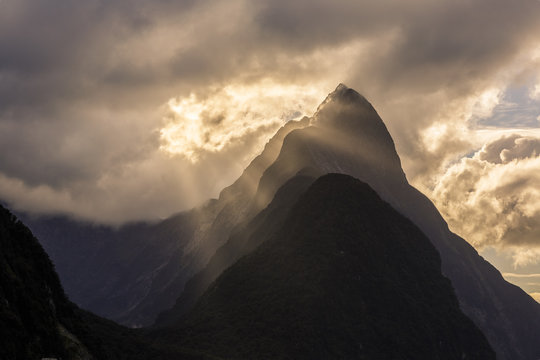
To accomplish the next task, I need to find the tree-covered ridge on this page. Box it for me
[0,204,77,359]
[0,204,207,360]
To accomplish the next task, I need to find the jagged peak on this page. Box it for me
[316,83,372,114]
[311,84,388,145]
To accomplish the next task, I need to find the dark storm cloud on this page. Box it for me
[1,0,540,223]
[0,0,199,112]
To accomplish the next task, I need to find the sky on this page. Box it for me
[1,0,540,297]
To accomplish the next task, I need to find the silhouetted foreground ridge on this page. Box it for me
[153,174,495,360]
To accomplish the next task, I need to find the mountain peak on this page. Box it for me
[335,82,349,92]
[316,83,372,112]
[309,85,400,175]
[251,84,406,214]
[313,84,379,132]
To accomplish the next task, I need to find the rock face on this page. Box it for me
[155,174,495,360]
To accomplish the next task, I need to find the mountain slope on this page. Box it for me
[246,84,540,360]
[158,84,540,359]
[155,174,495,360]
[0,204,208,360]
[19,117,310,327]
[156,169,319,326]
[0,205,85,359]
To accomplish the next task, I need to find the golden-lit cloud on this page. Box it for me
[431,135,540,267]
[1,0,540,226]
[503,272,540,279]
[470,88,504,120]
[511,249,540,269]
[159,82,324,162]
[531,84,540,101]
[502,273,540,301]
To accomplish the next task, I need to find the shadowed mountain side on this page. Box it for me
[155,170,320,326]
[381,180,540,360]
[20,117,310,327]
[0,204,208,360]
[17,84,540,360]
[153,174,495,360]
[0,205,82,359]
[19,211,203,327]
[241,84,540,360]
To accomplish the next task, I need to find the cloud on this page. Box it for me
[477,135,540,163]
[431,135,540,266]
[160,82,323,162]
[511,249,540,269]
[502,271,540,295]
[503,272,540,279]
[1,0,540,223]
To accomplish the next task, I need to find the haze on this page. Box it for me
[1,0,540,300]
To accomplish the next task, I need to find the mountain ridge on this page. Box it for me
[153,174,495,359]
[17,116,311,327]
[158,84,540,360]
[0,204,198,359]
[155,170,319,326]
[17,84,540,360]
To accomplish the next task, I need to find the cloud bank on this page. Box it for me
[1,0,540,228]
[433,135,540,266]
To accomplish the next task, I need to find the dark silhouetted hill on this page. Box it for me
[0,204,207,360]
[156,169,320,326]
[154,174,495,360]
